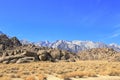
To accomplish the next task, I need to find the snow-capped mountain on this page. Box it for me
[1,31,119,53]
[32,40,120,52]
[109,43,120,52]
[20,40,33,45]
[35,40,51,47]
[51,40,110,52]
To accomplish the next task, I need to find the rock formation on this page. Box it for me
[77,48,120,61]
[0,34,78,63]
[0,34,120,64]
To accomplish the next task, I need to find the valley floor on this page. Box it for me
[0,61,120,80]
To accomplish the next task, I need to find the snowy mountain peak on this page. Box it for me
[109,43,120,47]
[21,40,120,53]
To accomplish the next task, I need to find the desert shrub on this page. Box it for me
[0,77,11,80]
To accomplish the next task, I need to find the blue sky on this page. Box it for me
[0,0,120,44]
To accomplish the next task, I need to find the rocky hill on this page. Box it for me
[0,34,22,50]
[77,48,120,61]
[0,34,78,64]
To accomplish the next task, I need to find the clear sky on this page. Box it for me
[0,0,120,44]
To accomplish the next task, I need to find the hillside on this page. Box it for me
[77,48,120,61]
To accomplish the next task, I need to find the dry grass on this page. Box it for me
[59,71,97,79]
[37,74,47,80]
[0,61,120,79]
[25,74,46,80]
[25,75,36,80]
[0,76,11,80]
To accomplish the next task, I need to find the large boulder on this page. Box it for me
[37,50,53,61]
[49,49,62,60]
[0,53,25,63]
[16,57,35,63]
[0,44,5,50]
[23,51,39,61]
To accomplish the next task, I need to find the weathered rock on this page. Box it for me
[0,44,5,50]
[10,37,22,46]
[2,60,9,64]
[0,34,22,50]
[61,56,66,60]
[23,51,39,61]
[77,48,120,61]
[0,34,80,63]
[0,53,25,63]
[8,51,14,56]
[10,59,18,63]
[49,49,62,60]
[0,52,2,57]
[16,57,35,63]
[68,58,76,62]
[37,50,52,61]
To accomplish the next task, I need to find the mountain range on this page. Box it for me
[1,31,120,53]
[21,40,120,53]
[0,31,120,63]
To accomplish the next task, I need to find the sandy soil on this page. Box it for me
[11,75,120,80]
[71,76,120,80]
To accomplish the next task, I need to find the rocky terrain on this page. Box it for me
[0,34,78,64]
[0,34,120,64]
[77,48,120,61]
[0,34,22,50]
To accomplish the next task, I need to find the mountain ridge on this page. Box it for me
[0,31,120,63]
[21,40,120,52]
[1,31,120,53]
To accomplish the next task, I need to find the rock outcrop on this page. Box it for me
[0,34,22,50]
[0,45,77,63]
[77,48,120,61]
[0,34,78,63]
